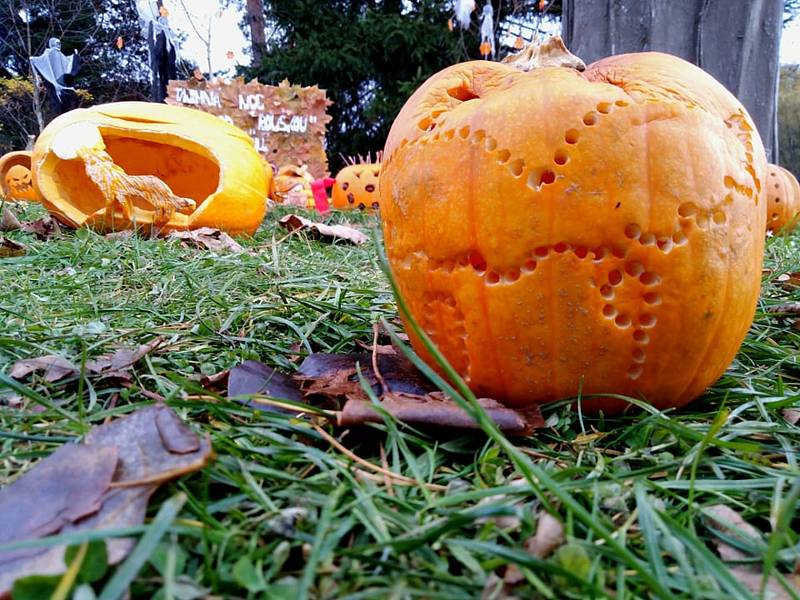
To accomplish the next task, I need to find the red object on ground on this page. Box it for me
[311,177,335,214]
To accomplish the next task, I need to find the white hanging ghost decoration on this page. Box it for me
[480,3,495,57]
[454,0,476,30]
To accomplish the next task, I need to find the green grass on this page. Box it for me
[1,203,799,599]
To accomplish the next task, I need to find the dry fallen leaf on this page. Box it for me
[339,393,544,436]
[704,504,800,599]
[279,214,368,245]
[227,360,306,413]
[167,227,246,253]
[104,230,133,241]
[223,353,543,434]
[9,355,78,383]
[783,408,800,425]
[296,352,434,399]
[766,303,800,316]
[85,338,163,381]
[9,340,162,385]
[0,208,20,232]
[0,445,118,564]
[20,216,61,240]
[526,512,566,558]
[0,405,212,595]
[0,237,25,258]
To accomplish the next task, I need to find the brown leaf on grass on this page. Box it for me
[278,214,368,245]
[227,360,306,413]
[0,445,118,565]
[356,340,397,356]
[295,352,434,399]
[729,569,800,600]
[9,355,78,382]
[526,512,566,558]
[222,353,544,434]
[0,208,20,232]
[0,405,212,596]
[9,340,162,385]
[766,303,800,315]
[0,237,25,258]
[104,230,133,241]
[199,369,229,393]
[784,408,800,425]
[705,504,762,561]
[704,504,800,599]
[20,216,61,240]
[339,392,544,436]
[167,227,246,253]
[85,338,163,380]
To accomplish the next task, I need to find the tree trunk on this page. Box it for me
[562,0,783,162]
[246,0,267,65]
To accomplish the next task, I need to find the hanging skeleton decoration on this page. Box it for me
[479,3,495,58]
[454,0,476,29]
[30,38,81,119]
[136,0,179,102]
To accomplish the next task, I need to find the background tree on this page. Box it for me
[245,0,267,65]
[562,0,784,162]
[0,0,149,152]
[248,0,552,170]
[778,64,800,175]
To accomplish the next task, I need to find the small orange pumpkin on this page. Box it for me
[380,37,767,414]
[32,102,271,235]
[331,162,381,210]
[0,152,40,202]
[766,164,800,233]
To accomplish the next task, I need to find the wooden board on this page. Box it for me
[167,77,333,178]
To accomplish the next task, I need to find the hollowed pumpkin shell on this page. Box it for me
[380,43,767,414]
[331,163,381,210]
[32,102,271,235]
[766,164,800,233]
[0,151,40,202]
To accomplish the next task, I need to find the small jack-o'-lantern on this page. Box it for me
[331,161,381,210]
[766,163,800,234]
[0,151,40,202]
[32,102,271,235]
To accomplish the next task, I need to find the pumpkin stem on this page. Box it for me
[501,36,586,73]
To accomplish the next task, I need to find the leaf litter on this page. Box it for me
[219,349,544,435]
[0,405,212,595]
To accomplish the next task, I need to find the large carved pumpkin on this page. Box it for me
[331,162,381,210]
[380,38,767,414]
[0,152,40,202]
[766,164,800,233]
[32,102,271,235]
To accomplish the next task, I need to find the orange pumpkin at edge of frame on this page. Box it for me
[378,36,768,415]
[766,163,800,234]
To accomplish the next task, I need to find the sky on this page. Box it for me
[166,0,800,74]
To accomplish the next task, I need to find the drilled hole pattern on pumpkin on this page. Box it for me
[392,237,667,383]
[422,292,471,382]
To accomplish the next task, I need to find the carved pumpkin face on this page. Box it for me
[32,102,271,235]
[331,163,381,210]
[0,151,39,202]
[380,39,767,414]
[766,164,800,233]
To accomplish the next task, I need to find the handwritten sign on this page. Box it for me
[167,77,333,178]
